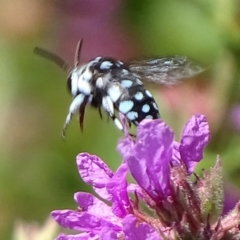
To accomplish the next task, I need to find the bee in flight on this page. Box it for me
[34,40,203,137]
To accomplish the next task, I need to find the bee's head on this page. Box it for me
[66,67,83,96]
[67,64,94,97]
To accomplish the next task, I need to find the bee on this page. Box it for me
[34,40,203,137]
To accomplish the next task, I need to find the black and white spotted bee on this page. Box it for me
[34,40,203,137]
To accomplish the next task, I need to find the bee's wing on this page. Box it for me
[128,56,204,85]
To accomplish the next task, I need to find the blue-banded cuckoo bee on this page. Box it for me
[34,40,203,137]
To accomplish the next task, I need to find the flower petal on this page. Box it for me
[51,210,120,233]
[118,120,173,201]
[99,226,119,239]
[77,153,114,200]
[117,137,133,163]
[56,232,91,240]
[180,114,210,173]
[107,163,132,218]
[171,141,180,165]
[74,192,121,227]
[123,214,161,240]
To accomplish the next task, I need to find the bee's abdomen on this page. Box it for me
[115,85,160,125]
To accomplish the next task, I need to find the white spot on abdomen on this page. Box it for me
[134,92,144,101]
[142,104,150,113]
[145,90,153,98]
[145,115,153,119]
[126,111,138,120]
[119,100,134,114]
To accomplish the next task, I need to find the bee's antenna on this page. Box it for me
[33,47,70,73]
[74,39,83,67]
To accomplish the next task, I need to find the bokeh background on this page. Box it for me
[1,0,240,239]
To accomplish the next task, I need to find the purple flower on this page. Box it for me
[179,114,210,172]
[52,115,240,239]
[52,153,160,239]
[118,114,210,202]
[122,215,161,240]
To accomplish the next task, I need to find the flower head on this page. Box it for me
[118,114,210,202]
[52,153,159,239]
[52,115,240,240]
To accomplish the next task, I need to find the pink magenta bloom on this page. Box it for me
[117,114,210,202]
[52,153,160,239]
[51,115,240,239]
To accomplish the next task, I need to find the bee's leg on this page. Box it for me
[127,121,136,137]
[79,97,89,131]
[129,132,136,138]
[101,96,123,131]
[62,94,86,138]
[98,107,103,119]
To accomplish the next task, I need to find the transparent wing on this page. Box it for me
[129,56,204,85]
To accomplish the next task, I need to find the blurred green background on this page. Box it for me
[1,0,240,239]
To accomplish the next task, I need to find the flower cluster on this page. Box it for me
[52,115,240,240]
